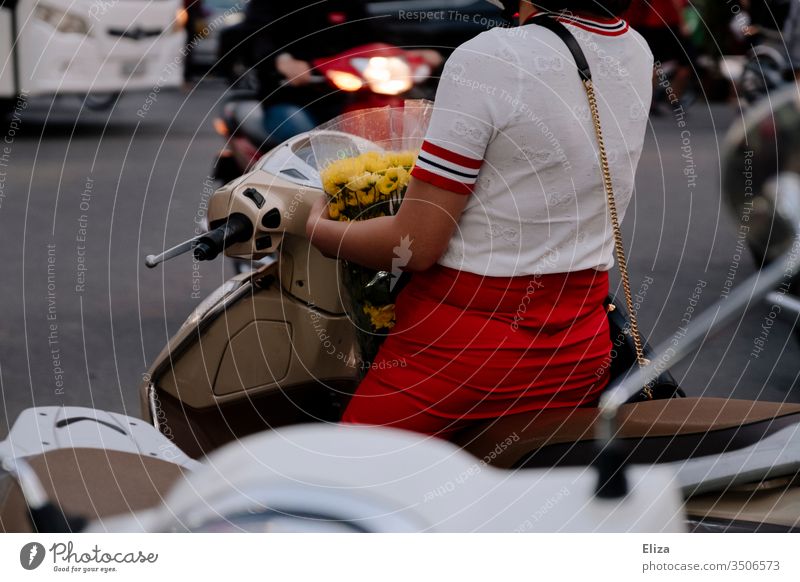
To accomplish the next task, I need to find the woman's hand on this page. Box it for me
[305,178,469,272]
[305,195,332,243]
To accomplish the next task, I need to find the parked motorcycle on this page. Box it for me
[2,99,800,533]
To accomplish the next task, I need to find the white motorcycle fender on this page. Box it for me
[95,424,686,533]
[0,406,200,472]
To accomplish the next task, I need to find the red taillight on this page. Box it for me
[326,70,364,92]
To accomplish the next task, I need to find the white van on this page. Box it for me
[1,0,186,113]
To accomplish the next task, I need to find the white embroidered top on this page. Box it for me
[410,13,654,276]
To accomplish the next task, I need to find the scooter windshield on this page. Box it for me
[307,100,433,170]
[255,101,432,189]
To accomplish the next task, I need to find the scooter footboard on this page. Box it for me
[142,267,360,458]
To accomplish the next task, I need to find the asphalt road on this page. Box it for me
[1,83,798,437]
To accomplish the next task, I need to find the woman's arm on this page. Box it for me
[306,177,469,272]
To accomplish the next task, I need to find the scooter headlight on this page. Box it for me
[35,5,91,36]
[362,57,413,95]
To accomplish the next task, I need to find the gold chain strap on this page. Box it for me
[582,79,653,399]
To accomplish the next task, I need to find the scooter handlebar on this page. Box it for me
[193,214,254,262]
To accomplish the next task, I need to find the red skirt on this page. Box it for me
[341,265,612,436]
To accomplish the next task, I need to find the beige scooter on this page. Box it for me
[138,99,800,532]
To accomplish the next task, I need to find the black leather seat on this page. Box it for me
[453,398,800,469]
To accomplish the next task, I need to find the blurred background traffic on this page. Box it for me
[4,0,799,119]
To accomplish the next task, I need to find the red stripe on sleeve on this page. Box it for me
[556,18,630,36]
[411,166,474,195]
[420,141,483,170]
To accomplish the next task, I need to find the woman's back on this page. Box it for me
[416,13,653,276]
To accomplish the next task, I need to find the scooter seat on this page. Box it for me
[0,448,185,532]
[454,398,800,469]
[231,100,271,147]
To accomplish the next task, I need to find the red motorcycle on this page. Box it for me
[213,43,435,184]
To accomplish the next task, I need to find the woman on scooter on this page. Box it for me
[306,0,654,437]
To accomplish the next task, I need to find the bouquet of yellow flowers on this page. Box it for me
[311,101,432,369]
[320,150,418,367]
[321,150,416,221]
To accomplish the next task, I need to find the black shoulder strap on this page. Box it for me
[528,13,592,82]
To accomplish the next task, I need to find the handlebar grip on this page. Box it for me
[193,214,253,261]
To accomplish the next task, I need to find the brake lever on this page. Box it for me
[145,232,208,268]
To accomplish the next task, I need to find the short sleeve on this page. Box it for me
[411,32,519,195]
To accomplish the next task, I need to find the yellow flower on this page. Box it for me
[394,166,411,188]
[321,173,341,197]
[321,158,366,193]
[344,157,366,176]
[363,303,395,330]
[343,189,359,207]
[327,200,340,219]
[376,174,398,196]
[377,166,411,198]
[320,170,347,196]
[360,151,388,173]
[346,172,372,192]
[357,187,375,205]
[387,150,417,168]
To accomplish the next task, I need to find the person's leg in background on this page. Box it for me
[262,103,317,144]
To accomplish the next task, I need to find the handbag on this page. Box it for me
[528,13,684,402]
